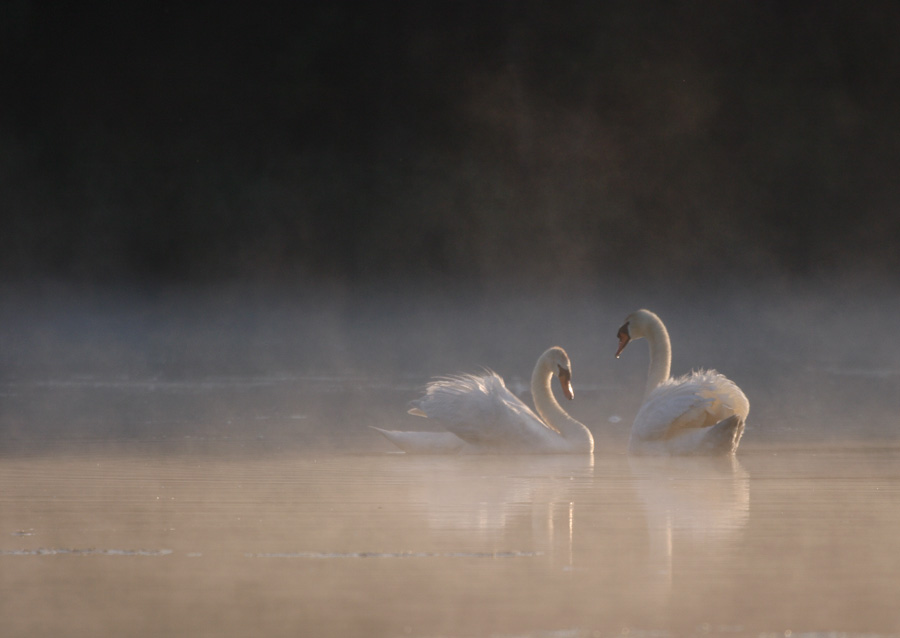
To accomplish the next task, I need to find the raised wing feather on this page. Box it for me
[411,372,555,450]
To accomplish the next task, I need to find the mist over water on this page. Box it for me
[1,276,898,451]
[3,268,899,638]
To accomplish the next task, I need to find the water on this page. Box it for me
[2,284,900,636]
[2,442,899,637]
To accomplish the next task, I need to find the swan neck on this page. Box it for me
[643,317,672,396]
[531,360,593,452]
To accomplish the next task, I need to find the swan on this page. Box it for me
[372,347,594,454]
[615,309,749,456]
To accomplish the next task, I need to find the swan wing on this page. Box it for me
[633,370,749,442]
[411,372,553,449]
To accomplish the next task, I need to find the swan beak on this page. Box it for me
[558,366,574,400]
[615,323,631,358]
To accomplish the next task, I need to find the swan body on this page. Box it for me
[616,309,749,456]
[373,347,594,454]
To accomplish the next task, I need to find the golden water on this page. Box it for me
[2,444,899,637]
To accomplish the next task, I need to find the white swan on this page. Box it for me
[615,309,749,456]
[372,347,594,454]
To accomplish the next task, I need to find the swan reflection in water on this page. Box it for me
[628,455,750,601]
[379,453,595,562]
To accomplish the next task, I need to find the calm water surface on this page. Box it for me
[2,285,900,636]
[2,443,899,637]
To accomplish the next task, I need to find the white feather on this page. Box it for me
[373,348,593,454]
[619,310,749,456]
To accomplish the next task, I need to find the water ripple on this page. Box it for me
[246,550,541,559]
[0,547,173,556]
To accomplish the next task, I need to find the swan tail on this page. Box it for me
[696,415,745,456]
[369,426,466,454]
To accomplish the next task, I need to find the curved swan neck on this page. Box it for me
[642,314,672,396]
[531,356,593,452]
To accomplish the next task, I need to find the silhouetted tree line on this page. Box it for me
[2,1,899,284]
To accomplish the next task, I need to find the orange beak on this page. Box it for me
[557,366,574,400]
[615,323,631,358]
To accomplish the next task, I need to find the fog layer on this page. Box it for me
[1,280,897,451]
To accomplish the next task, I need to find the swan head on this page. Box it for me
[615,309,660,358]
[541,346,574,400]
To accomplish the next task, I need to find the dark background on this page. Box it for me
[3,1,900,288]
